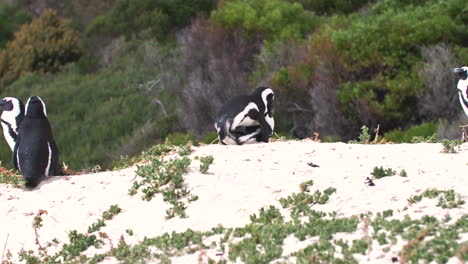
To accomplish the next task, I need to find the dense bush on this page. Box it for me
[0,3,31,48]
[384,122,437,143]
[212,0,322,41]
[86,0,217,39]
[252,0,468,139]
[0,10,81,88]
[288,0,375,15]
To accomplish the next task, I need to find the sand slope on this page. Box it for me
[0,140,467,263]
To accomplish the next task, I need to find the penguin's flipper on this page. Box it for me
[49,137,62,176]
[246,108,272,142]
[12,134,20,171]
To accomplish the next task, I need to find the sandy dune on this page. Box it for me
[0,140,467,263]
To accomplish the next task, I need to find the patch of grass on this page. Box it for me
[408,189,465,209]
[88,205,122,233]
[411,133,439,143]
[196,155,214,174]
[279,180,336,217]
[441,139,462,153]
[0,165,23,187]
[371,166,396,179]
[128,143,197,219]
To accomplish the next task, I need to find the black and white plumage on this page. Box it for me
[0,97,24,151]
[14,96,61,187]
[215,87,274,145]
[453,66,468,117]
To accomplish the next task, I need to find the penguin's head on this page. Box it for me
[453,67,468,81]
[0,97,24,122]
[252,87,274,116]
[25,96,47,118]
[0,97,23,114]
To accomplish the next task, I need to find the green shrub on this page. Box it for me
[0,10,81,87]
[288,0,375,15]
[384,122,437,143]
[0,4,31,48]
[164,132,198,147]
[86,0,217,39]
[212,0,322,41]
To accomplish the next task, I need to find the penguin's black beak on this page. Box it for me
[453,68,463,74]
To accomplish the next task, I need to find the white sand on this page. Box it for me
[0,140,467,263]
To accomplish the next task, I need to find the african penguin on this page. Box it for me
[215,87,274,145]
[0,97,24,151]
[453,66,468,117]
[14,96,61,187]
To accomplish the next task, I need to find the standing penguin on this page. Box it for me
[453,66,468,117]
[215,87,274,145]
[0,97,24,151]
[14,96,61,187]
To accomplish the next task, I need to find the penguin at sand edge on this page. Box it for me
[14,96,61,187]
[215,87,274,145]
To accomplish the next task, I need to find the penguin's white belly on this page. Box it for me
[238,116,258,127]
[1,122,15,151]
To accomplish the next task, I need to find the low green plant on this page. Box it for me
[385,123,438,143]
[88,205,122,233]
[0,165,23,187]
[371,166,396,179]
[279,180,336,217]
[408,189,465,209]
[441,139,462,153]
[196,155,214,174]
[349,125,371,144]
[129,144,197,219]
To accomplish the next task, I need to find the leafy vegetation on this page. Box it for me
[441,139,462,153]
[385,122,438,143]
[196,155,214,174]
[0,3,31,48]
[212,0,322,41]
[408,189,465,209]
[128,143,199,219]
[86,0,217,39]
[0,164,23,187]
[0,10,81,87]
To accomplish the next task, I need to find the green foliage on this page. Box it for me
[0,10,81,87]
[408,189,465,209]
[203,131,219,144]
[165,132,199,146]
[279,180,337,217]
[0,165,23,187]
[0,4,31,48]
[129,144,198,219]
[212,0,322,41]
[357,125,370,143]
[86,0,217,39]
[196,155,214,174]
[441,139,462,153]
[288,0,375,15]
[330,0,468,125]
[371,166,396,179]
[88,204,122,233]
[385,122,438,143]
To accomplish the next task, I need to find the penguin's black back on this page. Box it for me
[14,96,60,187]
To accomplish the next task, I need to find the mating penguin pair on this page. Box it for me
[215,87,274,145]
[453,66,468,118]
[0,96,61,187]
